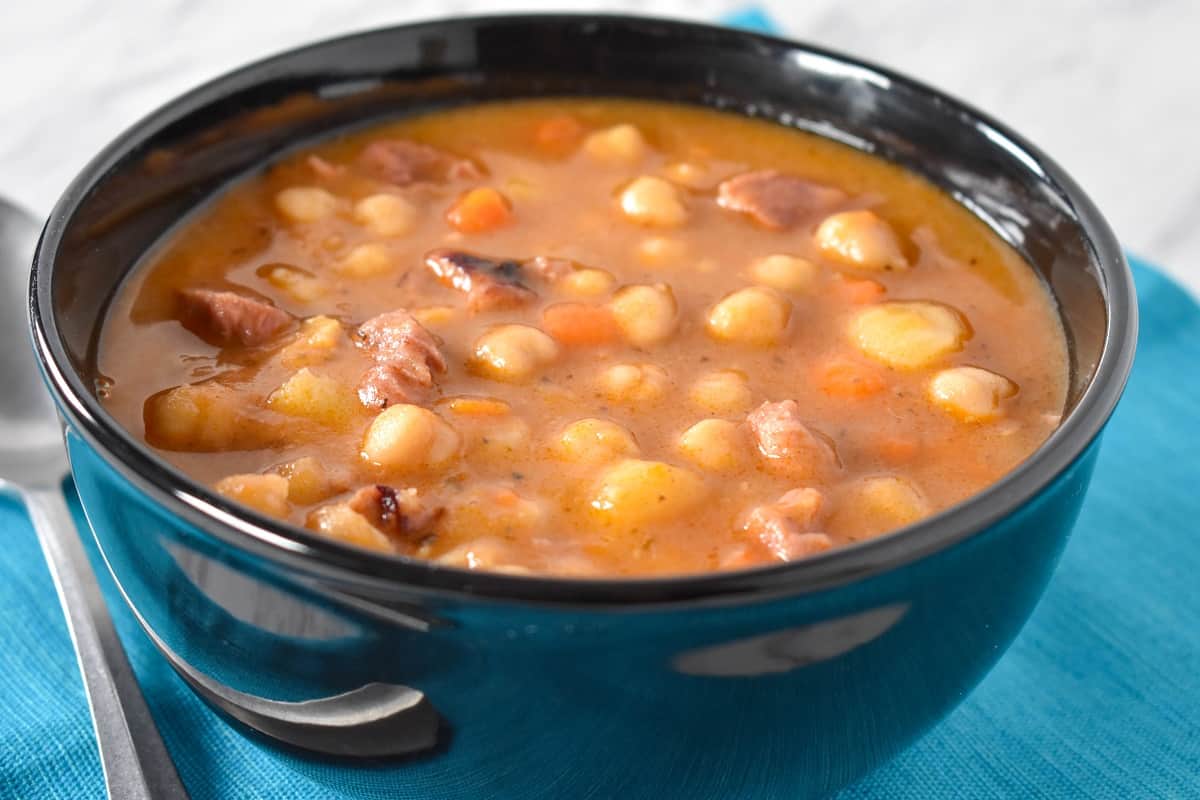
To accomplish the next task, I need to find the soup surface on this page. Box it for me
[98,98,1068,576]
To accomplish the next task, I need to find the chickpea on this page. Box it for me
[851,301,967,369]
[929,366,1017,422]
[263,264,329,303]
[689,369,753,414]
[471,324,560,382]
[307,504,393,553]
[589,459,708,527]
[582,123,648,165]
[814,210,909,271]
[274,186,338,222]
[749,254,818,293]
[598,363,670,405]
[619,176,688,228]
[267,368,359,429]
[552,418,640,464]
[214,473,290,519]
[560,267,617,297]
[706,287,792,346]
[635,236,688,267]
[335,242,393,278]
[361,404,460,471]
[609,284,677,346]
[852,476,929,528]
[412,305,460,327]
[662,161,709,189]
[678,419,745,472]
[354,193,417,237]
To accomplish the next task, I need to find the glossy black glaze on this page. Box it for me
[30,15,1135,798]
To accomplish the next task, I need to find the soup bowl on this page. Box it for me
[28,14,1135,799]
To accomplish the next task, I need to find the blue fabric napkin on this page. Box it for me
[3,17,1199,800]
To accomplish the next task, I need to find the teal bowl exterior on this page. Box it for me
[65,424,1102,798]
[31,15,1135,799]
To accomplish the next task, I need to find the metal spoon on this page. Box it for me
[0,198,190,797]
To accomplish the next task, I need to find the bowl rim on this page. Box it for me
[29,13,1137,608]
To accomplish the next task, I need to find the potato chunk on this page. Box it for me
[848,476,929,528]
[582,124,648,165]
[471,324,560,382]
[590,459,707,527]
[814,210,909,271]
[335,242,393,278]
[440,487,545,543]
[274,186,338,222]
[272,456,341,505]
[552,418,640,465]
[598,363,670,405]
[214,473,290,519]
[267,368,359,429]
[354,193,417,237]
[851,302,967,369]
[749,254,818,293]
[436,536,529,573]
[361,404,460,471]
[929,366,1017,422]
[279,315,343,368]
[678,419,744,472]
[619,176,688,227]
[144,383,271,452]
[706,287,792,346]
[689,369,753,414]
[307,504,394,552]
[608,284,677,346]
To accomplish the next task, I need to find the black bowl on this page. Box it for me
[29,15,1135,799]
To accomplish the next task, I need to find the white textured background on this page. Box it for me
[3,0,1197,293]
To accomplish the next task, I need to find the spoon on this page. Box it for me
[0,198,191,797]
[4,197,440,765]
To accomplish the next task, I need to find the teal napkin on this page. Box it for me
[3,19,1198,799]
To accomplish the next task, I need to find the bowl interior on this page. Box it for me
[32,15,1132,601]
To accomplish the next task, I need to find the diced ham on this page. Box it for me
[424,249,538,312]
[747,400,840,478]
[743,488,833,562]
[348,484,443,540]
[177,289,292,347]
[716,170,846,230]
[355,310,447,408]
[358,139,482,187]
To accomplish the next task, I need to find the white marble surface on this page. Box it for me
[3,0,1198,294]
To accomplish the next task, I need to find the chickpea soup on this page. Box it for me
[98,98,1068,577]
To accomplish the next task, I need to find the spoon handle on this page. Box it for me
[24,485,190,800]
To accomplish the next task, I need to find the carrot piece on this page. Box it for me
[834,276,885,305]
[816,357,887,398]
[542,303,620,346]
[875,436,919,464]
[443,396,512,417]
[446,187,512,233]
[534,115,585,152]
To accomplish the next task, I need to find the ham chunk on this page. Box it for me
[348,484,443,541]
[358,139,482,187]
[743,488,833,561]
[717,170,846,230]
[747,400,840,478]
[177,289,292,347]
[355,310,447,408]
[425,249,538,312]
